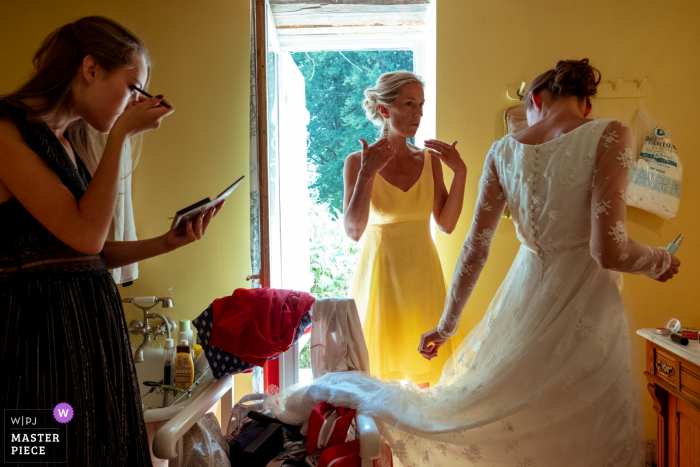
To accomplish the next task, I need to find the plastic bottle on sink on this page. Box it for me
[174,340,194,389]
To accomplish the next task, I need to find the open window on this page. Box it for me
[251,0,436,391]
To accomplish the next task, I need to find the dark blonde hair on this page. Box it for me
[363,71,424,138]
[525,58,601,111]
[2,16,150,174]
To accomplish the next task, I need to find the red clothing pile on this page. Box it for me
[209,288,314,367]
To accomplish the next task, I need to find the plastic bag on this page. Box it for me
[181,412,231,467]
[626,107,682,218]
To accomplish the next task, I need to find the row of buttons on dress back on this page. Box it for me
[529,139,564,260]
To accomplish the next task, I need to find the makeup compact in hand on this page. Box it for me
[170,175,244,230]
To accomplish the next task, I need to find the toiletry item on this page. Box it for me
[670,333,689,346]
[163,338,176,386]
[666,319,682,333]
[178,319,194,347]
[681,331,699,340]
[667,234,684,254]
[193,344,202,356]
[194,351,208,380]
[654,328,672,336]
[174,340,194,389]
[129,85,171,108]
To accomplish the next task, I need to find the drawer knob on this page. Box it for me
[656,362,675,377]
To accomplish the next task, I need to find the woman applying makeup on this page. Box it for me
[0,17,221,465]
[343,71,466,387]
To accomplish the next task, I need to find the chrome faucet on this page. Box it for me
[123,296,177,363]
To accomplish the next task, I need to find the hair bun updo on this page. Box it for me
[551,58,600,98]
[525,58,601,110]
[362,71,424,138]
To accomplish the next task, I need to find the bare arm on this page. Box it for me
[343,139,395,242]
[425,140,466,234]
[103,202,222,269]
[0,96,172,254]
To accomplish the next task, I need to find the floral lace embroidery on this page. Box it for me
[594,200,611,218]
[530,196,544,213]
[476,228,495,247]
[617,147,635,168]
[619,252,629,262]
[601,131,619,148]
[459,262,473,276]
[584,151,596,166]
[548,210,558,221]
[483,202,493,212]
[497,191,506,201]
[608,221,628,244]
[560,167,580,185]
[516,457,537,467]
[463,445,483,462]
[576,315,595,337]
[480,166,496,187]
[630,255,648,271]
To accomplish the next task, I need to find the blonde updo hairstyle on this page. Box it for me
[363,71,424,139]
[525,58,601,111]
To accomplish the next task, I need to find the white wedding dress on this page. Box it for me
[271,119,671,466]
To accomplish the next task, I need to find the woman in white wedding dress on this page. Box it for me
[271,59,680,466]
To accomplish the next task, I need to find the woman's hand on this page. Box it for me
[418,328,449,361]
[425,140,466,175]
[163,200,224,252]
[358,138,396,177]
[112,95,174,138]
[655,254,681,282]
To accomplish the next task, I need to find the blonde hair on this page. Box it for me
[363,71,424,138]
[2,16,150,177]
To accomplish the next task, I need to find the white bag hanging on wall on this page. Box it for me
[626,106,682,219]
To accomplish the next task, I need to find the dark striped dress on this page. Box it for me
[0,100,152,466]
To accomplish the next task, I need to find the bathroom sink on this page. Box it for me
[131,346,221,424]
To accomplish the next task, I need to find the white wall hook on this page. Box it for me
[597,78,653,99]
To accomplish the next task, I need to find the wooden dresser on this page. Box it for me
[637,329,700,467]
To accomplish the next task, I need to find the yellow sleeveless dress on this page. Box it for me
[351,150,454,385]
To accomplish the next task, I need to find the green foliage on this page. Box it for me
[291,51,413,215]
[299,339,311,369]
[308,200,362,298]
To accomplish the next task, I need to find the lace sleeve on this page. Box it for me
[590,120,671,278]
[437,146,507,338]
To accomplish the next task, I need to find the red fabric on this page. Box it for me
[208,288,314,367]
[263,359,279,390]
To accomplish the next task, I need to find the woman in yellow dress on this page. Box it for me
[343,71,467,385]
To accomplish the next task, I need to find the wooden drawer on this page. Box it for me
[680,362,700,407]
[654,349,678,387]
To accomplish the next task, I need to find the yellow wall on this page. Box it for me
[434,0,700,440]
[0,0,253,402]
[3,0,699,443]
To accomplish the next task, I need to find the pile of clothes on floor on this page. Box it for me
[182,288,381,467]
[226,397,387,467]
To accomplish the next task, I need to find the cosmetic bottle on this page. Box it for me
[667,234,684,254]
[174,340,194,389]
[178,319,194,347]
[163,338,175,386]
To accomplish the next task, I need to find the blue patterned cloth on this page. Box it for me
[193,304,312,379]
